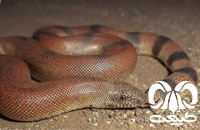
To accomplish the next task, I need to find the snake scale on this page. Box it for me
[0,25,198,121]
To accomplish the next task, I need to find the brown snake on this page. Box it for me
[0,25,198,121]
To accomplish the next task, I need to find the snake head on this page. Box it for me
[106,81,148,108]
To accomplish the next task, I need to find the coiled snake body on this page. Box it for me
[0,25,197,121]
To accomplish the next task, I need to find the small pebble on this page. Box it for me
[92,117,97,123]
[88,118,92,122]
[146,110,150,114]
[106,121,111,124]
[63,115,68,118]
[135,109,142,117]
[123,113,127,118]
[131,118,135,122]
[183,124,187,129]
[128,121,134,126]
[107,111,114,118]
[149,123,155,128]
[35,125,39,128]
[93,122,98,126]
[132,110,135,115]
[93,112,99,116]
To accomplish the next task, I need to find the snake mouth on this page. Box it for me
[144,102,152,107]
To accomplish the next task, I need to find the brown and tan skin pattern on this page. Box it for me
[34,25,197,88]
[0,34,145,121]
[0,25,198,121]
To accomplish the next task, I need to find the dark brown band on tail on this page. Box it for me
[174,67,198,84]
[33,32,57,39]
[90,25,101,33]
[167,51,190,66]
[152,36,171,57]
[54,26,74,35]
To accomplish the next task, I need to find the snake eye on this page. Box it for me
[120,95,126,100]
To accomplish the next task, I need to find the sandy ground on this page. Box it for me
[0,0,200,129]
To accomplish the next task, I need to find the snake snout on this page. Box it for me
[134,92,149,107]
[107,82,147,108]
